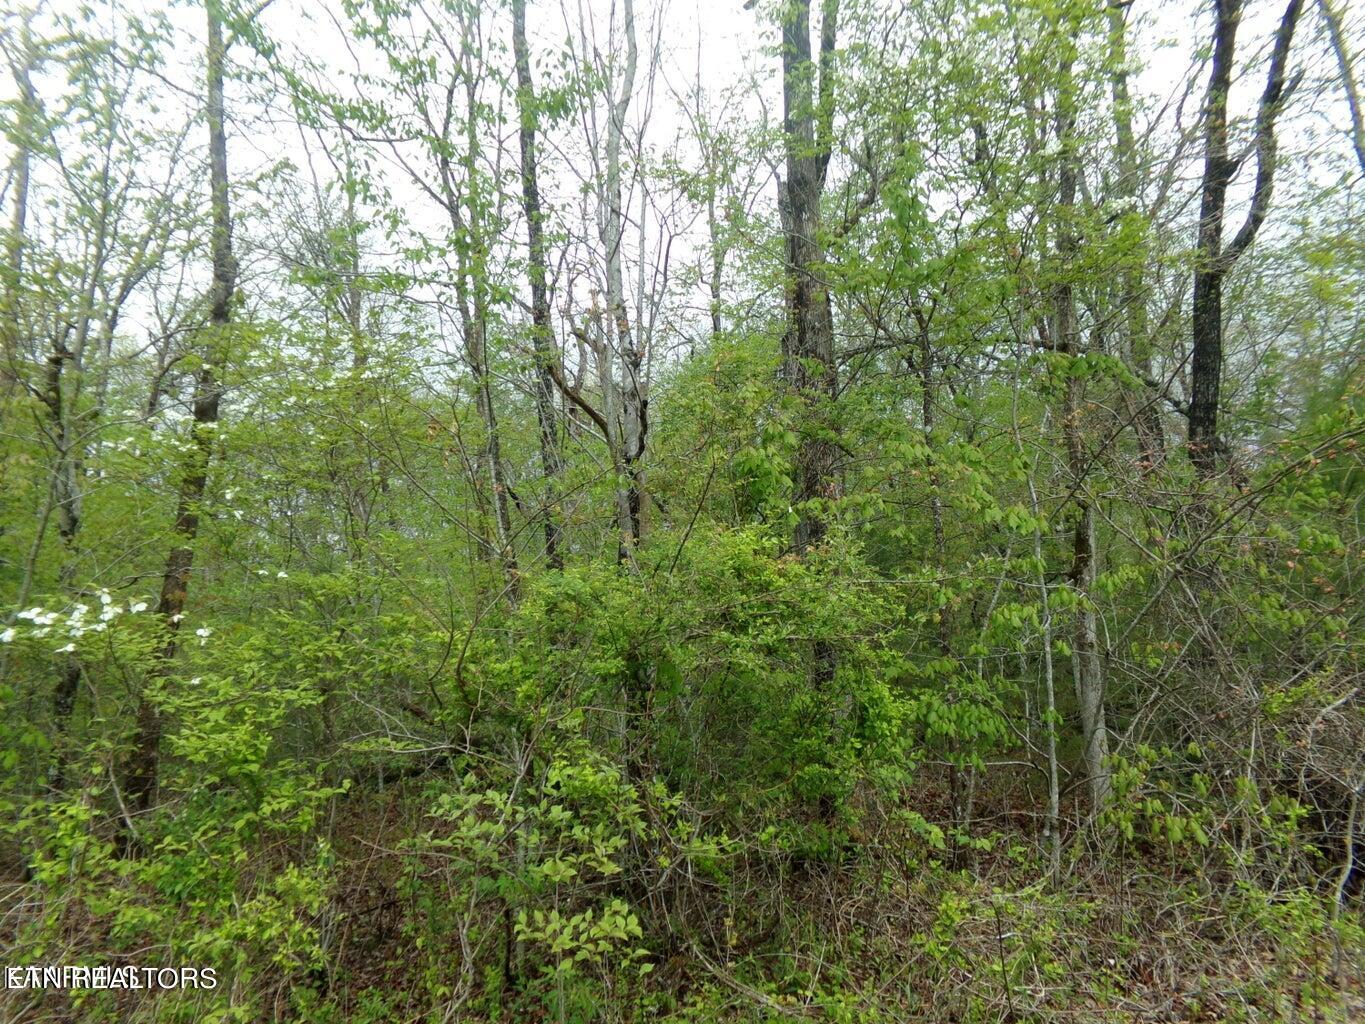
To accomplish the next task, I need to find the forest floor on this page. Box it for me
[1,774,1361,1023]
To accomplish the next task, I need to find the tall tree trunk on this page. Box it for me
[42,338,83,788]
[600,0,644,553]
[778,0,842,820]
[43,304,92,788]
[462,51,519,590]
[125,0,236,817]
[511,0,565,569]
[707,189,724,342]
[1189,0,1302,478]
[1021,426,1061,880]
[1188,0,1242,477]
[1319,0,1365,179]
[0,23,38,696]
[1068,497,1109,807]
[0,18,35,397]
[1054,21,1110,808]
[1107,2,1164,472]
[779,0,839,555]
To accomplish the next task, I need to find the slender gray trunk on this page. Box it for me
[454,38,519,591]
[126,0,236,817]
[512,0,565,569]
[1,19,35,395]
[1319,0,1365,179]
[707,191,724,341]
[1030,467,1062,879]
[599,0,644,553]
[1054,22,1109,808]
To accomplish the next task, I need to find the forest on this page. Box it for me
[0,0,1363,1020]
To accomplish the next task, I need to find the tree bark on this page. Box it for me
[125,0,236,817]
[779,0,840,555]
[1189,0,1302,478]
[600,0,644,553]
[1,18,36,396]
[42,331,85,790]
[707,189,724,342]
[43,334,84,788]
[1319,0,1365,179]
[1022,436,1061,880]
[511,0,565,569]
[1054,20,1110,808]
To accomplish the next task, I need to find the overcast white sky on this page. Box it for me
[2,0,1361,368]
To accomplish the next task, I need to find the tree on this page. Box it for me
[511,0,565,569]
[1050,7,1110,808]
[125,0,237,816]
[1188,0,1303,478]
[1107,0,1165,471]
[594,0,646,554]
[1,1,1361,1019]
[1319,0,1365,179]
[778,0,840,555]
[0,13,36,398]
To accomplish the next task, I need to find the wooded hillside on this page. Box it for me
[1,0,1362,1020]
